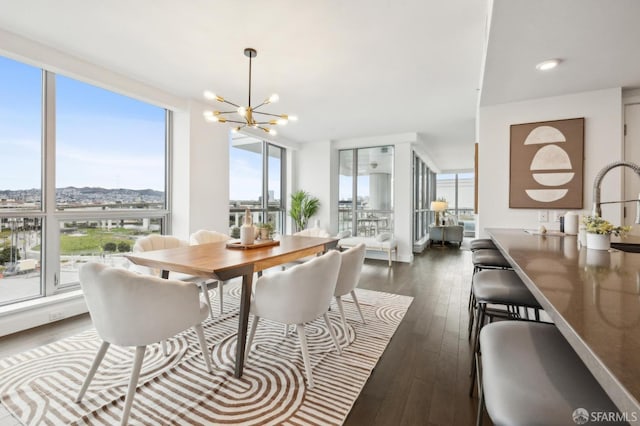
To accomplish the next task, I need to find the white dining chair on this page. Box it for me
[190,229,231,316]
[245,250,342,388]
[76,263,213,426]
[334,243,367,341]
[294,227,331,238]
[281,226,333,336]
[282,226,331,269]
[133,234,214,317]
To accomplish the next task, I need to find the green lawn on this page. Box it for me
[59,227,140,255]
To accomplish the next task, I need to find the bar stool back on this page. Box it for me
[468,269,543,396]
[476,322,623,426]
[470,239,496,251]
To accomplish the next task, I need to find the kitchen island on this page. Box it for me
[488,228,640,420]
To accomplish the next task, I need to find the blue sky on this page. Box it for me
[0,55,165,191]
[229,141,281,201]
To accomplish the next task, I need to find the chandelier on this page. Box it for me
[202,48,297,135]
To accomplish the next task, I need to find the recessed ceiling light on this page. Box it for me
[536,59,561,71]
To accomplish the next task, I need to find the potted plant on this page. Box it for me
[257,222,274,240]
[583,215,630,250]
[289,190,320,232]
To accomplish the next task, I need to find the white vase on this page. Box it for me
[586,233,610,251]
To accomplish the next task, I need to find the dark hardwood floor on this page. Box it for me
[0,241,484,425]
[345,242,480,426]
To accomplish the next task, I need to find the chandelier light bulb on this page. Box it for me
[277,118,288,125]
[203,111,218,122]
[231,127,241,134]
[203,90,216,100]
[268,128,277,136]
[288,115,298,121]
[268,93,279,103]
[535,59,561,71]
[237,106,247,117]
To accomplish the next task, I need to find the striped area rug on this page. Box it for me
[0,280,412,425]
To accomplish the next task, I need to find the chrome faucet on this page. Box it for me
[592,161,640,223]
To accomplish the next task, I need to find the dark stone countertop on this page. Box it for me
[488,228,640,419]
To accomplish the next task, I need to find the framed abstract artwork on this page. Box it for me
[509,118,584,209]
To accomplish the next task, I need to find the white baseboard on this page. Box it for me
[0,292,88,337]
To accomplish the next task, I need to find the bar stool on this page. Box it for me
[468,269,543,396]
[471,249,511,273]
[468,249,513,312]
[475,321,623,426]
[470,239,496,251]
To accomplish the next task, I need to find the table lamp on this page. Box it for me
[431,200,448,226]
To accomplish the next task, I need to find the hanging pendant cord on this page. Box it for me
[248,54,252,108]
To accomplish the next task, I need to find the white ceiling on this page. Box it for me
[481,0,640,106]
[0,0,638,171]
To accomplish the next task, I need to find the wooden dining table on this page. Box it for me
[125,235,338,378]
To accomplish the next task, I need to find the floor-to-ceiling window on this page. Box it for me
[435,172,475,235]
[229,136,286,235]
[0,55,169,306]
[338,146,394,236]
[412,152,436,244]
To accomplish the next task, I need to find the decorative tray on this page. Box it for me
[226,239,280,250]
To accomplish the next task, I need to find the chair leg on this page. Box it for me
[476,369,485,426]
[335,296,349,342]
[245,315,260,362]
[193,324,213,373]
[296,323,315,389]
[350,290,366,324]
[120,346,146,426]
[283,324,290,336]
[76,340,110,402]
[323,312,342,354]
[467,291,477,341]
[199,281,214,318]
[218,280,224,316]
[469,305,485,396]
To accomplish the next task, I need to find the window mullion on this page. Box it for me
[43,70,58,297]
[262,142,268,216]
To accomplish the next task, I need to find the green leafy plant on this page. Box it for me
[289,190,320,232]
[583,215,630,236]
[257,222,275,239]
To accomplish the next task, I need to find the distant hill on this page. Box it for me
[0,187,164,204]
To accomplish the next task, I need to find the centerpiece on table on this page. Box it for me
[256,222,274,240]
[583,215,630,250]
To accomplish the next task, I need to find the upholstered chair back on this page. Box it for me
[131,234,188,276]
[252,250,341,325]
[294,227,331,238]
[334,243,366,297]
[79,262,208,347]
[190,229,231,245]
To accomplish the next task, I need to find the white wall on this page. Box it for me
[173,100,230,239]
[296,141,334,233]
[478,88,623,235]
